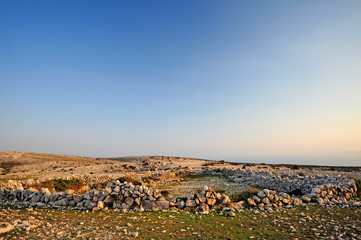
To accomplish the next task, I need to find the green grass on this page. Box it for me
[31,178,85,192]
[155,174,249,197]
[1,204,360,239]
[230,192,255,202]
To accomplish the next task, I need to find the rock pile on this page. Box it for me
[302,184,359,206]
[103,180,169,211]
[1,176,360,212]
[173,186,230,213]
[200,168,358,206]
[0,181,170,211]
[241,189,303,210]
[0,176,115,190]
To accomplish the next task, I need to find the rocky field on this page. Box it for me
[0,204,360,239]
[0,151,360,239]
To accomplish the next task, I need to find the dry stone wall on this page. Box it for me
[0,181,235,214]
[0,181,170,211]
[1,170,360,212]
[200,168,358,206]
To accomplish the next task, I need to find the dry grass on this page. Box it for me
[117,173,142,185]
[31,178,87,193]
[2,204,360,239]
[156,175,249,197]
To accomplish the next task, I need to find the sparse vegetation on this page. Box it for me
[214,188,226,194]
[160,190,169,196]
[117,173,142,186]
[0,161,20,174]
[290,164,300,170]
[0,152,360,239]
[353,178,361,198]
[132,180,142,186]
[230,187,259,202]
[202,160,226,167]
[1,204,360,239]
[31,178,86,192]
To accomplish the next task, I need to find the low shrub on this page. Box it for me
[230,187,259,202]
[142,177,151,184]
[161,190,169,196]
[132,180,142,186]
[117,173,139,183]
[353,178,361,198]
[215,188,226,194]
[117,173,144,186]
[290,165,300,170]
[32,178,86,192]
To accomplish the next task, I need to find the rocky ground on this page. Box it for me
[0,204,360,239]
[1,152,360,182]
[156,174,250,197]
[1,151,361,239]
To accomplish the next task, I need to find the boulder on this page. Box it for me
[155,201,169,210]
[220,195,230,205]
[73,195,84,203]
[198,203,209,214]
[257,191,266,198]
[177,200,185,209]
[104,195,114,204]
[141,200,156,211]
[247,198,256,207]
[206,198,216,206]
[185,200,196,207]
[125,197,134,206]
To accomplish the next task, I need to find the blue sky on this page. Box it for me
[1,1,361,165]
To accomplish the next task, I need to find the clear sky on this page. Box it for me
[1,1,361,166]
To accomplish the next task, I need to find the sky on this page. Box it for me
[1,1,361,166]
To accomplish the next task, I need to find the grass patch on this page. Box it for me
[156,174,249,197]
[230,187,259,202]
[0,204,360,239]
[215,188,227,194]
[31,178,86,192]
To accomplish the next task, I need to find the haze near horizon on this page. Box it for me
[1,1,361,166]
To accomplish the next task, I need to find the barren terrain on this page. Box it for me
[1,151,360,239]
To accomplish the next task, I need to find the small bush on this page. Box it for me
[128,165,136,170]
[289,188,303,196]
[230,192,254,202]
[133,180,142,186]
[118,173,143,186]
[290,165,300,170]
[142,177,151,184]
[215,188,226,194]
[117,173,139,183]
[353,178,361,198]
[32,178,86,192]
[161,190,169,196]
[230,187,259,202]
[92,183,103,190]
[229,162,242,166]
